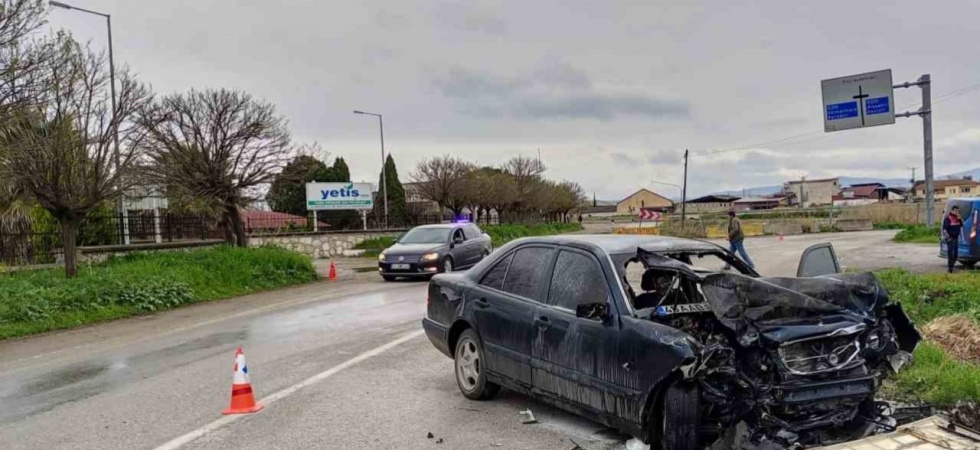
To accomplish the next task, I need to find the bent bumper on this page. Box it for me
[379,260,440,277]
[422,317,452,358]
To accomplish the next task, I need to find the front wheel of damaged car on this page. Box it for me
[454,329,500,401]
[658,382,701,450]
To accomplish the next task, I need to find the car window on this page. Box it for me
[399,227,450,244]
[548,250,609,311]
[501,247,555,302]
[464,224,483,239]
[480,253,514,290]
[453,229,465,242]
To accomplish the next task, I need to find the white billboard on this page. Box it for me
[821,69,895,132]
[305,182,374,210]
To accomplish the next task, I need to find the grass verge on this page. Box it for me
[893,224,941,244]
[353,236,396,257]
[483,223,584,247]
[878,269,980,406]
[0,246,318,340]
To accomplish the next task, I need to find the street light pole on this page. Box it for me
[50,1,129,244]
[354,110,388,228]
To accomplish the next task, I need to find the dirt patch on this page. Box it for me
[923,315,980,364]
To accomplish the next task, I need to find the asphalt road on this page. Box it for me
[0,231,949,450]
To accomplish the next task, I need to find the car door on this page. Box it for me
[531,248,627,416]
[459,225,481,267]
[797,243,842,277]
[469,245,556,388]
[449,228,469,267]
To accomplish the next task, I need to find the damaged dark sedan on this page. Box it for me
[422,235,920,449]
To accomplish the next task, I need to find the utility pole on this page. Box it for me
[895,74,934,226]
[681,149,689,229]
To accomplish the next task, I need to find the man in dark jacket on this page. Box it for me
[943,205,964,273]
[723,210,755,269]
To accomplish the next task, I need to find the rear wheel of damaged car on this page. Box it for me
[658,382,700,450]
[454,329,499,400]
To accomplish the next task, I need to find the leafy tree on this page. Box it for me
[139,88,291,247]
[267,155,327,216]
[374,154,407,226]
[0,39,152,277]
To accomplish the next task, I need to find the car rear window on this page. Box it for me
[464,224,483,239]
[501,247,554,302]
[480,253,513,290]
[547,251,608,311]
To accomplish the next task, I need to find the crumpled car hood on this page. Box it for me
[699,272,914,346]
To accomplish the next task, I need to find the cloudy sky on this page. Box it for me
[48,0,980,200]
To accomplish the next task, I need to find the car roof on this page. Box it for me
[512,234,725,255]
[411,223,466,229]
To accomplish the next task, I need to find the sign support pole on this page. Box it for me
[312,210,318,232]
[894,74,934,226]
[681,149,689,230]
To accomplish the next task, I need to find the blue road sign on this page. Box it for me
[865,97,890,115]
[826,101,859,121]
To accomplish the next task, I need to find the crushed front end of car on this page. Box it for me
[651,272,921,448]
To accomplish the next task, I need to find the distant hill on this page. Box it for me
[945,167,980,181]
[708,168,980,198]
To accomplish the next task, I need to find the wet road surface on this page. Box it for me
[0,231,945,449]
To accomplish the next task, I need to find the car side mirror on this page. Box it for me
[576,303,610,320]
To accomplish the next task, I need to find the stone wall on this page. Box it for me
[248,230,405,259]
[60,240,225,265]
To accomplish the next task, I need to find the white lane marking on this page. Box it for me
[154,329,425,450]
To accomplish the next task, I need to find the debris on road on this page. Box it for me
[435,438,444,444]
[624,437,650,450]
[519,409,537,424]
[427,432,434,439]
[813,416,980,449]
[923,315,980,364]
[951,401,980,430]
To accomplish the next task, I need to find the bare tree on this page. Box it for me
[0,1,57,117]
[138,89,291,247]
[410,155,473,215]
[0,39,153,277]
[502,155,545,215]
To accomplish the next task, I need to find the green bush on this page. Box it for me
[893,224,941,244]
[0,246,317,339]
[483,223,583,247]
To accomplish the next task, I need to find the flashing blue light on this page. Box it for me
[453,215,471,223]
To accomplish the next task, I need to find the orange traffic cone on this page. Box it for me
[222,347,263,415]
[328,262,338,281]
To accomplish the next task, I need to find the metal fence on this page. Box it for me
[0,213,210,266]
[243,212,464,235]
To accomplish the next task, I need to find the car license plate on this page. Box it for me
[392,264,410,270]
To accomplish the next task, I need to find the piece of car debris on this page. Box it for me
[427,432,434,439]
[435,438,444,444]
[519,409,537,424]
[624,437,650,450]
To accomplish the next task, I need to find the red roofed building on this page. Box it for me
[241,210,325,233]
